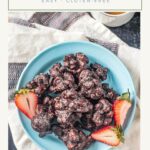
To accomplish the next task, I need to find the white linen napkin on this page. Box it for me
[8,14,140,150]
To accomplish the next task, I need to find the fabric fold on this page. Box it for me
[8,12,140,150]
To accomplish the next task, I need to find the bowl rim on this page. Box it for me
[102,12,134,17]
[16,40,137,150]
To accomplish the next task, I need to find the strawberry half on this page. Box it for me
[91,126,124,146]
[14,89,38,119]
[113,91,132,126]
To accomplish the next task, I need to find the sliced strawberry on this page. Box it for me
[91,126,124,146]
[113,91,132,126]
[14,89,38,119]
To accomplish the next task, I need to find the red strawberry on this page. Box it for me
[14,89,38,119]
[113,91,132,126]
[91,126,124,146]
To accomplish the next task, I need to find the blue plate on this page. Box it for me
[16,41,136,150]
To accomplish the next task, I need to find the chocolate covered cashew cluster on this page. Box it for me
[26,53,119,150]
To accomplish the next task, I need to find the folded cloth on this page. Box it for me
[8,12,140,150]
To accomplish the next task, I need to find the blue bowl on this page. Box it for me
[16,41,136,150]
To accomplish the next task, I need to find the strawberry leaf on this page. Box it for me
[113,126,125,143]
[119,90,131,102]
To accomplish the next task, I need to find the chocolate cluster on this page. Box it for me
[26,53,118,150]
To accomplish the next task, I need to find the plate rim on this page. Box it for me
[16,40,137,150]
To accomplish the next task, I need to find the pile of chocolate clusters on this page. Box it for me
[26,53,118,150]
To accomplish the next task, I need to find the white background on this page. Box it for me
[8,0,141,10]
[0,0,8,149]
